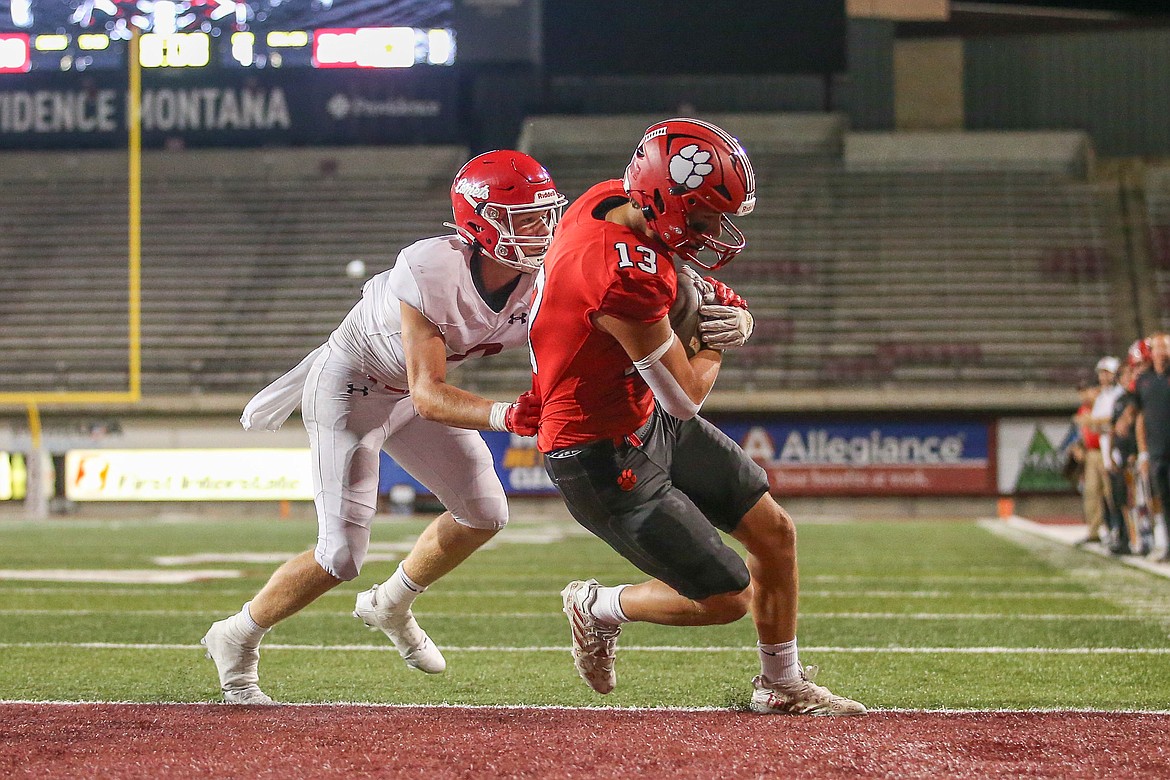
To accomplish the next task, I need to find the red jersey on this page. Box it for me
[530,180,677,452]
[1078,404,1101,450]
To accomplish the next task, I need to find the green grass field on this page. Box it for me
[2,510,1169,711]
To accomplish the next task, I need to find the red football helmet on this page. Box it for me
[447,150,567,273]
[623,118,756,270]
[1128,337,1153,366]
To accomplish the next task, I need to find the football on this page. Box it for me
[669,264,706,357]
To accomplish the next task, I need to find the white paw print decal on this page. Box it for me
[669,144,714,190]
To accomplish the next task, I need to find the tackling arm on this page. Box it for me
[401,302,537,434]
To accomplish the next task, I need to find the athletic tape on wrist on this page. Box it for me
[488,402,510,432]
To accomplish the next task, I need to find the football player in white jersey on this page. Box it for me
[201,151,567,704]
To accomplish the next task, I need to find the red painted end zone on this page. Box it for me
[3,704,1169,779]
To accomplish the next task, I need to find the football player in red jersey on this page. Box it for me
[529,118,865,715]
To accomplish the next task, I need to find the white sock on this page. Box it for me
[225,602,269,645]
[590,585,630,625]
[759,639,801,684]
[375,562,426,610]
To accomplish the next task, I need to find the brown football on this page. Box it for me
[668,266,704,358]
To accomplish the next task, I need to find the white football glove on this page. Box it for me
[698,304,754,349]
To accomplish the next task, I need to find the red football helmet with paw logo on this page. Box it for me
[447,150,568,273]
[623,118,756,270]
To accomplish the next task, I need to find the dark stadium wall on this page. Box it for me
[964,27,1170,157]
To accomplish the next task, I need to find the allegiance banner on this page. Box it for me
[713,419,995,496]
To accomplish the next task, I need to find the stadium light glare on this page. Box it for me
[140,32,210,68]
[78,34,110,51]
[427,29,454,65]
[314,27,415,69]
[33,34,68,52]
[267,31,309,48]
[0,34,31,72]
[231,31,254,67]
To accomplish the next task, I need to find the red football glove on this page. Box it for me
[503,390,541,437]
[704,277,748,309]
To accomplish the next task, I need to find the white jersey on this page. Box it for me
[242,235,533,431]
[329,235,535,388]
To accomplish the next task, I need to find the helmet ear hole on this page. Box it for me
[652,190,667,215]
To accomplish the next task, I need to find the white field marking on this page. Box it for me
[0,700,1167,715]
[799,589,1097,599]
[150,527,593,567]
[980,519,1170,627]
[2,642,1169,655]
[152,552,408,566]
[802,575,1077,584]
[0,586,1100,600]
[0,609,1147,622]
[0,570,242,584]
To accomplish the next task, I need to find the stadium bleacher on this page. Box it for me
[0,116,1153,407]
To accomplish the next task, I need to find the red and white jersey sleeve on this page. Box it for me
[328,235,535,388]
[529,180,677,452]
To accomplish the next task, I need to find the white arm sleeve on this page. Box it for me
[633,335,703,420]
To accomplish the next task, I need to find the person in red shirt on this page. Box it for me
[529,118,865,715]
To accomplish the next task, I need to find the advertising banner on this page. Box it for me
[62,419,1000,502]
[0,68,459,149]
[378,431,557,498]
[64,449,314,501]
[714,419,994,496]
[996,417,1079,494]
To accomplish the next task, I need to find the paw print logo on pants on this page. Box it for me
[669,144,714,190]
[617,469,638,491]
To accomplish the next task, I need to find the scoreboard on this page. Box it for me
[0,0,454,73]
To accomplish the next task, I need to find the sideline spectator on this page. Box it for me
[1073,378,1102,544]
[1136,334,1170,562]
[1085,357,1123,548]
[1107,359,1140,554]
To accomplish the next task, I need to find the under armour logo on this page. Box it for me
[346,383,370,396]
[508,312,528,325]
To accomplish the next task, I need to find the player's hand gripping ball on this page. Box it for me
[669,265,713,358]
[698,277,754,349]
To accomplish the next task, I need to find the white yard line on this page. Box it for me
[0,609,1147,621]
[0,570,242,584]
[1,641,1168,654]
[0,584,1104,599]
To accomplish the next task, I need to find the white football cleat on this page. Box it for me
[750,666,867,716]
[200,619,275,705]
[561,579,621,695]
[353,585,446,674]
